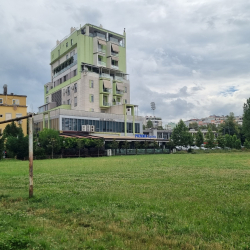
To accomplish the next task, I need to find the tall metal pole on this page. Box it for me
[29,116,33,198]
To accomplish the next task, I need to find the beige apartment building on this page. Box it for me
[34,24,144,135]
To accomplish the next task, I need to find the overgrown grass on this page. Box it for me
[0,153,250,249]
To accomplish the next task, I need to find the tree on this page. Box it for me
[171,120,192,147]
[38,129,61,158]
[232,135,237,149]
[219,112,239,136]
[143,141,149,153]
[5,129,28,159]
[205,128,215,149]
[244,139,250,149]
[224,134,232,148]
[3,121,22,138]
[242,98,250,141]
[0,133,4,160]
[235,139,241,150]
[134,141,141,154]
[217,135,225,148]
[196,129,204,148]
[122,140,130,154]
[76,139,85,157]
[146,120,153,129]
[95,139,104,157]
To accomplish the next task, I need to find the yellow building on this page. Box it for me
[0,92,28,136]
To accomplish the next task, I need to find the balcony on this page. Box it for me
[103,102,111,107]
[116,90,123,95]
[98,61,106,67]
[98,48,106,54]
[111,65,119,70]
[103,88,111,93]
[110,37,119,44]
[100,73,113,80]
[115,76,125,81]
[111,52,118,57]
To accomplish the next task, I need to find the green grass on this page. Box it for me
[0,153,250,249]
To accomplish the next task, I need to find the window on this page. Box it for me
[74,97,77,107]
[64,75,67,82]
[46,97,49,103]
[74,83,77,93]
[90,94,94,103]
[16,113,22,118]
[67,86,70,95]
[124,87,127,93]
[90,108,94,112]
[12,99,19,105]
[54,81,56,87]
[66,54,68,59]
[58,50,60,56]
[0,98,2,104]
[67,99,71,105]
[124,99,127,104]
[46,86,49,94]
[71,39,73,45]
[73,69,77,77]
[89,80,94,88]
[60,78,62,84]
[66,42,68,47]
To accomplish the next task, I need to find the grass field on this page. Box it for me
[0,153,250,250]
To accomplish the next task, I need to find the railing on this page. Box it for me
[98,61,106,67]
[116,90,123,95]
[98,48,106,54]
[115,102,122,105]
[100,73,113,80]
[51,28,78,51]
[103,102,111,106]
[95,32,106,39]
[111,65,119,70]
[110,37,119,44]
[103,88,111,93]
[115,76,124,81]
[53,54,77,78]
[111,52,118,56]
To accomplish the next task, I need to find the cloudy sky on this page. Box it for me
[1,0,250,124]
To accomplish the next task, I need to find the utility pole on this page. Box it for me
[29,116,33,198]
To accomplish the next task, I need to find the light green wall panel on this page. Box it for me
[118,46,126,73]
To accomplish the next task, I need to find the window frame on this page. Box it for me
[0,98,3,104]
[74,97,77,107]
[90,94,94,103]
[12,99,20,105]
[89,80,94,88]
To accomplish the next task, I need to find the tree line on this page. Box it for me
[171,98,250,149]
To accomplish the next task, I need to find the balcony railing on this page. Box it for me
[111,52,118,57]
[98,48,106,54]
[111,65,119,70]
[103,88,111,93]
[53,54,77,78]
[115,102,122,105]
[98,61,106,67]
[103,102,111,106]
[115,76,125,81]
[100,73,113,80]
[116,90,123,95]
[110,37,119,44]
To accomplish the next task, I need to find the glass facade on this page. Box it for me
[62,118,140,133]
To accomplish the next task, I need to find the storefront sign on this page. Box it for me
[135,134,156,138]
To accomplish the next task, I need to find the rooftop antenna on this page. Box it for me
[150,102,156,117]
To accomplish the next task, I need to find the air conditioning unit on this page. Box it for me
[90,125,95,132]
[86,125,91,131]
[82,125,87,131]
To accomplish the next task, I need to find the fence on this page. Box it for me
[112,148,170,155]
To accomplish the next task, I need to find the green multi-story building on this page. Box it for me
[34,24,144,135]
